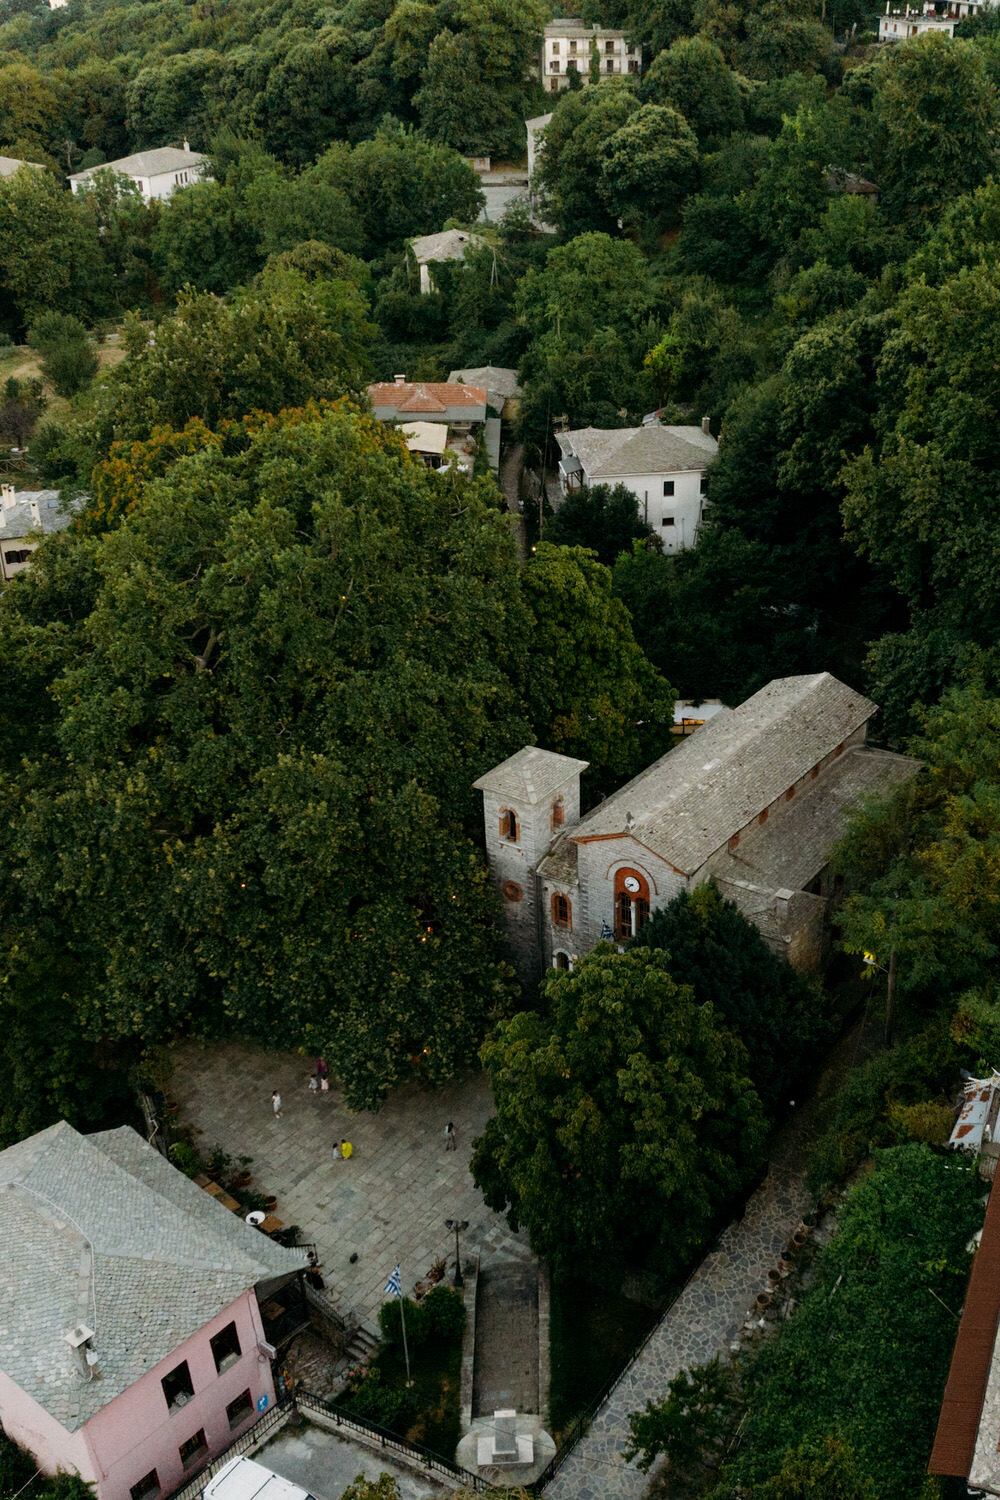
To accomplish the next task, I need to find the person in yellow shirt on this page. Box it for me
[340,1139,353,1160]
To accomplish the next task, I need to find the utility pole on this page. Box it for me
[885,948,897,1044]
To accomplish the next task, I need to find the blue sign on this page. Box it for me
[257,1394,269,1412]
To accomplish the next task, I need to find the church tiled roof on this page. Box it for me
[473,746,589,806]
[572,674,878,875]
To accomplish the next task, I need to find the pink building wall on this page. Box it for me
[1,1290,276,1500]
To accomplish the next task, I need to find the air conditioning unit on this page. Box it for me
[258,1341,277,1360]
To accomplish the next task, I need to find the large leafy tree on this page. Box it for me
[472,945,767,1279]
[548,482,653,565]
[873,33,1000,225]
[93,266,375,453]
[0,404,532,1110]
[533,84,640,239]
[0,166,106,331]
[515,232,663,447]
[520,543,674,792]
[641,36,743,144]
[834,682,1000,1017]
[633,883,833,1113]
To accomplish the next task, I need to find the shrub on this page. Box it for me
[378,1296,430,1349]
[28,313,99,397]
[341,1366,415,1431]
[168,1141,203,1177]
[421,1285,466,1342]
[888,1100,955,1145]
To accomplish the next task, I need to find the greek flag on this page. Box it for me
[601,921,614,940]
[384,1264,402,1299]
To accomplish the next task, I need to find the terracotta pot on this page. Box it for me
[767,1269,781,1286]
[264,1196,278,1212]
[793,1231,808,1247]
[755,1292,771,1309]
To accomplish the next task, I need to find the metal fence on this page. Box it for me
[161,1387,493,1500]
[294,1389,493,1493]
[163,1397,296,1500]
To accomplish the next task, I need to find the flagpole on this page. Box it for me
[399,1291,412,1386]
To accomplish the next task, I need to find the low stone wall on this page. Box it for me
[459,1251,481,1432]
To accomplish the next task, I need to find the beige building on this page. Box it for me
[542,18,641,93]
[475,673,919,984]
[0,485,80,583]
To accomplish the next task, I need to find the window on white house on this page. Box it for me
[663,480,674,496]
[662,517,675,527]
[700,475,708,493]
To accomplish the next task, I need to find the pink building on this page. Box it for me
[0,1122,307,1500]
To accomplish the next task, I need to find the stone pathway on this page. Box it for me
[167,1042,533,1336]
[472,1262,539,1417]
[545,1020,877,1500]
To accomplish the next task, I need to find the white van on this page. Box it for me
[202,1456,317,1500]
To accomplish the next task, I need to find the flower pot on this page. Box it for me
[264,1196,278,1212]
[793,1231,808,1248]
[755,1292,771,1309]
[767,1269,781,1286]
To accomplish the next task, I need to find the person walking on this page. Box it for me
[308,1074,319,1094]
[271,1090,282,1119]
[332,1140,341,1160]
[340,1139,353,1160]
[316,1057,330,1092]
[444,1121,457,1151]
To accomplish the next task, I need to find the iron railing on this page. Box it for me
[294,1389,493,1493]
[160,1386,493,1500]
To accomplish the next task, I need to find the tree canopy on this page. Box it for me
[472,944,767,1279]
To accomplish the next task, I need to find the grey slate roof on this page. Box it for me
[0,1122,304,1433]
[69,147,208,185]
[408,228,484,265]
[558,425,717,480]
[0,155,45,177]
[473,746,589,805]
[0,491,80,541]
[712,745,919,892]
[572,674,878,874]
[448,366,522,401]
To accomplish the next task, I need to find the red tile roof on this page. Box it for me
[928,1176,1000,1478]
[368,382,487,413]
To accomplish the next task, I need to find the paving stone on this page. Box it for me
[168,1041,534,1337]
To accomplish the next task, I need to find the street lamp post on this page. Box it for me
[445,1219,469,1288]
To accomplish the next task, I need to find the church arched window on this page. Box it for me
[614,868,650,941]
[551,892,572,929]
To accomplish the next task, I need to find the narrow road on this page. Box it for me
[544,1013,880,1500]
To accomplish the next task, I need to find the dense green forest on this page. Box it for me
[5,0,1000,1491]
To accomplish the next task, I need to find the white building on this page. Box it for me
[475,673,920,984]
[877,0,987,37]
[0,485,81,584]
[69,144,210,204]
[555,420,718,554]
[0,156,45,178]
[542,19,641,92]
[407,228,485,295]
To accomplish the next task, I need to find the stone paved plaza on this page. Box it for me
[168,1041,533,1335]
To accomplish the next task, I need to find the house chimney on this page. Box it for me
[1,483,15,510]
[774,888,794,925]
[394,374,406,385]
[701,415,711,436]
[29,498,42,530]
[64,1324,98,1379]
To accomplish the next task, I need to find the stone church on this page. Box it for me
[474,673,919,982]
